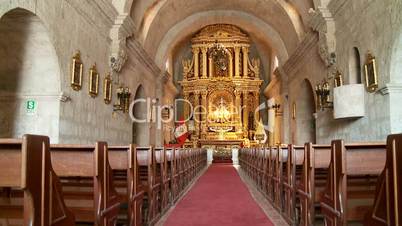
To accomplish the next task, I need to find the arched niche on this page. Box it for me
[348,47,362,84]
[132,85,149,145]
[0,8,61,142]
[295,79,316,144]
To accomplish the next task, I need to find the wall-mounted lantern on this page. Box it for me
[113,86,131,113]
[315,81,333,111]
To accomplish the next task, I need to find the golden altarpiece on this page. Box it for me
[179,25,263,147]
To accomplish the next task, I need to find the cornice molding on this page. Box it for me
[127,39,162,78]
[282,32,318,77]
[379,83,402,95]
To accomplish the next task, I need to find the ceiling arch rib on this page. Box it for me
[153,10,290,69]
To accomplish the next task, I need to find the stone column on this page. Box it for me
[193,47,200,79]
[194,91,201,139]
[201,91,208,138]
[208,56,213,78]
[229,53,233,78]
[234,46,241,78]
[242,91,249,138]
[201,47,208,79]
[242,46,249,77]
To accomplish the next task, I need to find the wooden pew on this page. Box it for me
[320,141,386,226]
[49,142,120,226]
[0,135,75,226]
[271,145,288,212]
[297,144,331,226]
[108,145,145,226]
[365,134,402,226]
[282,144,304,225]
[136,146,161,225]
[262,147,272,200]
[155,147,170,214]
[164,148,175,205]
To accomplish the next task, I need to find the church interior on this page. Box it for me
[0,0,401,225]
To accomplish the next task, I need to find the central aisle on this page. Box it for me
[163,164,274,226]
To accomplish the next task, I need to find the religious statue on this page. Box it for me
[249,58,260,78]
[182,59,193,79]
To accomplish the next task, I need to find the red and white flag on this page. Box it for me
[174,120,188,145]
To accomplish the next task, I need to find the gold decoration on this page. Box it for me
[71,51,83,91]
[179,24,263,143]
[364,52,378,93]
[103,74,112,104]
[88,64,99,98]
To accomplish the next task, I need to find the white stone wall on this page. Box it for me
[0,0,160,145]
[268,0,402,144]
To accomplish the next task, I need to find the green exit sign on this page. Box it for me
[26,100,37,115]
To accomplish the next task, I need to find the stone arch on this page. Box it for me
[348,47,362,84]
[154,10,289,69]
[295,79,316,144]
[132,84,149,145]
[0,8,61,142]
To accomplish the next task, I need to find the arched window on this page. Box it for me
[349,47,362,84]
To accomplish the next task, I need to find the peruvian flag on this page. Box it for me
[174,120,189,145]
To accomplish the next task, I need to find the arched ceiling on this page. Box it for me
[127,0,316,69]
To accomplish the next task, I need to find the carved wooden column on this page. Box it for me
[183,92,190,120]
[194,91,201,139]
[193,47,200,79]
[208,56,213,78]
[234,46,241,78]
[201,91,208,138]
[229,53,233,78]
[242,46,249,77]
[242,91,249,138]
[201,47,208,79]
[235,89,242,133]
[253,91,260,129]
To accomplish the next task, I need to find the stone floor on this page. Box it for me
[234,165,288,226]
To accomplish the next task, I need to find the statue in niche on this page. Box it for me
[249,58,260,78]
[182,59,194,79]
[210,41,228,77]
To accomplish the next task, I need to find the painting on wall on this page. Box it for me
[71,51,83,91]
[89,64,99,97]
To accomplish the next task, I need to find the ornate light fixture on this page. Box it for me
[315,81,333,111]
[113,86,131,113]
[209,98,233,140]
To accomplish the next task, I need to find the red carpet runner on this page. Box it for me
[164,164,274,226]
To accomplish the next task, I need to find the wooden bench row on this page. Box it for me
[0,134,207,226]
[239,134,401,226]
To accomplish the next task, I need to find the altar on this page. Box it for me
[179,24,263,147]
[199,139,243,164]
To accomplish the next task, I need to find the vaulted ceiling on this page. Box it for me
[126,0,316,69]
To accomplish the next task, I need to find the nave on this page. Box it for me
[160,164,276,226]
